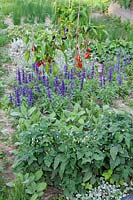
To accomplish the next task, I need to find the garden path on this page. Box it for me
[0,38,16,181]
[108,2,133,23]
[91,2,133,24]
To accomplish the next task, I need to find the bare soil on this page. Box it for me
[108,2,133,24]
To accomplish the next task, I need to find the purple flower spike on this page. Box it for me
[38,74,41,81]
[70,68,75,80]
[91,64,95,79]
[22,69,25,83]
[61,80,65,95]
[35,65,39,75]
[103,76,106,86]
[45,76,49,87]
[22,86,29,96]
[17,68,21,85]
[102,64,104,73]
[99,74,103,87]
[117,57,121,72]
[28,90,32,106]
[117,74,122,86]
[67,72,71,80]
[70,81,75,91]
[31,73,34,80]
[108,66,113,82]
[64,65,68,78]
[28,74,32,82]
[16,90,21,107]
[124,74,127,80]
[54,76,60,93]
[49,64,52,74]
[64,65,68,72]
[46,87,52,100]
[36,85,41,92]
[9,94,13,104]
[77,72,81,79]
[127,55,131,64]
[25,73,28,83]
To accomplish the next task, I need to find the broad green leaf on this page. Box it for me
[30,193,38,200]
[25,50,30,61]
[44,156,53,167]
[54,155,61,170]
[26,189,33,194]
[6,181,15,187]
[35,170,43,181]
[93,153,104,161]
[38,191,44,197]
[110,146,118,161]
[78,118,84,124]
[125,135,130,149]
[102,169,113,181]
[59,161,67,180]
[37,182,47,192]
[77,151,84,160]
[84,183,92,190]
[81,157,91,164]
[83,171,92,182]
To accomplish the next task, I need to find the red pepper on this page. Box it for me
[77,62,83,68]
[87,47,91,52]
[36,62,41,67]
[75,55,81,62]
[32,46,35,51]
[42,61,46,66]
[84,52,91,59]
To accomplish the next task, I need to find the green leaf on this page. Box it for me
[81,157,91,164]
[30,193,38,200]
[54,155,61,170]
[28,107,36,116]
[37,182,47,192]
[110,146,118,161]
[102,169,113,181]
[6,181,15,187]
[44,156,53,167]
[21,105,27,117]
[125,135,130,149]
[93,153,104,161]
[25,50,30,61]
[59,161,67,180]
[26,189,33,194]
[10,112,21,117]
[83,171,92,182]
[35,170,43,181]
[78,118,84,124]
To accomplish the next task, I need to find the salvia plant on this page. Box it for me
[9,50,133,108]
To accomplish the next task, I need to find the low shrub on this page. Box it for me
[14,108,133,196]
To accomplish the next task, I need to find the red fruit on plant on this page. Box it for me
[75,55,81,62]
[36,62,41,67]
[84,52,90,59]
[87,47,91,52]
[42,61,46,66]
[77,62,83,68]
[32,46,35,51]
